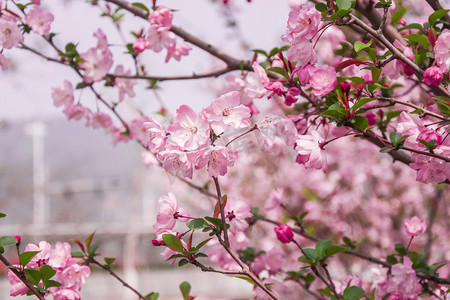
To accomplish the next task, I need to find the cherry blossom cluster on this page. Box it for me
[8,241,90,300]
[0,0,53,70]
[132,5,191,62]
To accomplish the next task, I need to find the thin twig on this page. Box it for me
[212,177,230,247]
[90,258,147,300]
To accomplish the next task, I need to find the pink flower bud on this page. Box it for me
[339,81,350,94]
[404,216,428,236]
[133,38,148,53]
[274,224,294,244]
[356,84,364,99]
[423,66,443,86]
[152,239,162,246]
[14,235,21,246]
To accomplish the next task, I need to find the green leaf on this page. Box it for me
[0,212,6,218]
[104,257,116,265]
[418,139,437,151]
[336,0,353,10]
[404,34,431,48]
[380,147,393,153]
[352,97,376,111]
[252,49,268,56]
[391,7,407,25]
[429,9,450,26]
[315,240,332,259]
[343,236,356,249]
[145,292,160,300]
[76,82,89,89]
[336,8,353,18]
[195,252,208,258]
[315,2,328,12]
[178,259,189,267]
[395,243,407,256]
[179,281,191,300]
[374,2,384,8]
[0,246,4,254]
[40,265,56,283]
[0,236,18,247]
[87,243,99,258]
[186,218,209,230]
[19,251,40,267]
[298,248,318,265]
[44,280,61,288]
[232,275,256,284]
[204,217,223,228]
[267,67,288,79]
[389,132,408,146]
[371,67,382,83]
[354,41,371,53]
[85,232,96,251]
[386,255,398,264]
[353,116,369,130]
[325,245,348,256]
[269,47,280,58]
[398,23,424,32]
[71,251,84,258]
[193,238,212,252]
[343,286,365,300]
[132,2,150,13]
[24,268,42,285]
[162,234,184,253]
[436,101,450,115]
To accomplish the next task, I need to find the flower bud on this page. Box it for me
[274,224,294,244]
[428,28,437,48]
[152,239,162,246]
[423,66,443,86]
[14,235,21,246]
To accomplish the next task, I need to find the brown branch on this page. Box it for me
[378,97,449,121]
[107,67,236,82]
[90,258,147,300]
[102,0,253,71]
[0,254,46,300]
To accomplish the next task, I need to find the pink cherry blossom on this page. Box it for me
[0,17,24,49]
[242,62,270,103]
[203,91,251,134]
[89,112,112,130]
[52,288,81,300]
[251,247,285,275]
[59,263,91,291]
[146,25,176,53]
[257,115,297,153]
[148,5,173,28]
[64,104,91,122]
[263,81,285,99]
[168,105,209,150]
[274,223,294,243]
[309,66,337,97]
[165,41,191,62]
[435,29,450,72]
[7,267,28,296]
[51,80,74,109]
[157,146,194,179]
[410,148,450,183]
[194,145,237,177]
[224,197,252,234]
[50,242,72,270]
[285,38,317,66]
[404,216,428,236]
[153,193,190,234]
[284,87,300,106]
[285,5,321,40]
[143,117,167,152]
[132,37,148,52]
[25,241,52,268]
[295,129,328,173]
[265,188,284,211]
[25,6,54,36]
[423,66,443,86]
[79,29,113,84]
[417,125,442,146]
[0,52,9,70]
[114,65,136,101]
[377,257,422,299]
